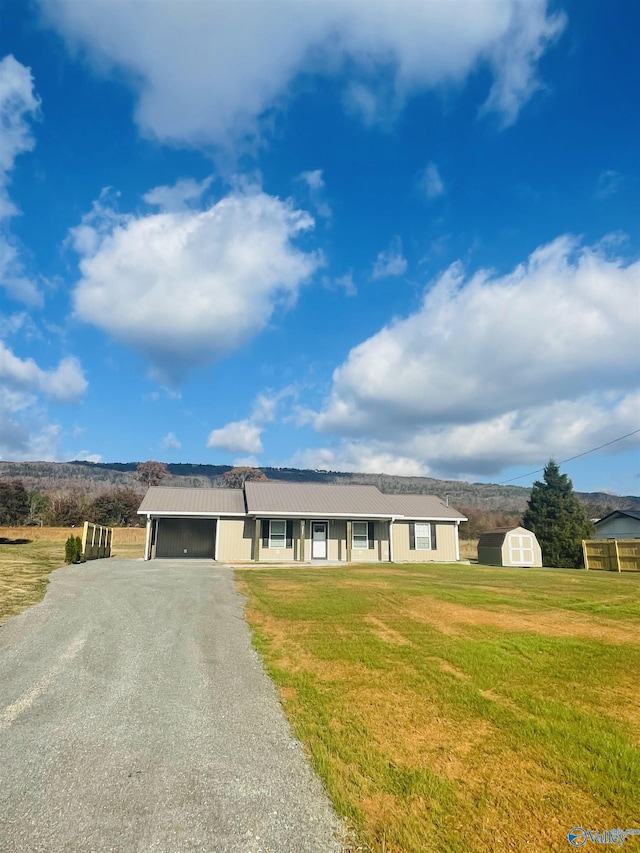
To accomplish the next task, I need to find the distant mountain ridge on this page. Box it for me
[0,460,638,514]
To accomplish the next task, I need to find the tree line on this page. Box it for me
[0,462,173,528]
[0,459,598,567]
[0,480,143,528]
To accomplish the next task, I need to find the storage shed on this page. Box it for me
[477,526,542,567]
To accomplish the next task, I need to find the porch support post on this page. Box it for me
[455,520,460,561]
[299,519,305,562]
[388,518,395,563]
[346,520,352,563]
[254,518,261,562]
[144,514,152,561]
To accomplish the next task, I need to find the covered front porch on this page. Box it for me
[252,517,391,562]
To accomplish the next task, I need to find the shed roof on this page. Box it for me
[138,486,246,516]
[478,526,532,548]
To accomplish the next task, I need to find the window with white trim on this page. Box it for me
[352,521,369,550]
[414,522,431,550]
[269,519,286,549]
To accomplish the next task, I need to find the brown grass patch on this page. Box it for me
[408,595,640,645]
[364,615,412,646]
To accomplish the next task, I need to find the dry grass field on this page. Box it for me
[0,526,145,624]
[238,563,640,853]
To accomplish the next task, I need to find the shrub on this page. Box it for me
[64,535,83,564]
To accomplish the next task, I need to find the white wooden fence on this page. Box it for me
[81,521,113,560]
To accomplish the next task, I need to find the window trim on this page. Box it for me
[352,520,375,550]
[261,519,294,549]
[352,521,369,550]
[414,522,431,550]
[409,522,437,551]
[268,519,286,549]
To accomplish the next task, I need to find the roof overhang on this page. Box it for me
[137,510,246,518]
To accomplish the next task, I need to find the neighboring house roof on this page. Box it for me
[138,481,467,521]
[138,486,246,516]
[595,510,640,525]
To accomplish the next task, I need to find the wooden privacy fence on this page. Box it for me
[81,521,113,560]
[582,539,640,572]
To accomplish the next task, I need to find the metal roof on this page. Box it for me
[138,486,246,516]
[244,482,394,517]
[382,494,467,521]
[245,482,467,520]
[138,482,467,521]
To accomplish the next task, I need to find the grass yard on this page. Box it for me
[0,526,145,624]
[237,563,640,853]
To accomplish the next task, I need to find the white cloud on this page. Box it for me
[207,419,263,455]
[233,455,261,468]
[0,387,65,461]
[417,162,445,199]
[0,55,40,212]
[481,2,566,127]
[161,432,181,450]
[143,176,213,212]
[323,272,357,297]
[314,235,640,475]
[0,55,42,305]
[74,450,102,463]
[596,170,623,199]
[372,236,407,280]
[291,443,430,477]
[0,342,87,403]
[71,186,320,383]
[40,1,564,146]
[298,169,331,219]
[0,237,43,306]
[299,391,640,478]
[299,170,324,191]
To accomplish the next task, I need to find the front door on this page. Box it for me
[311,522,328,559]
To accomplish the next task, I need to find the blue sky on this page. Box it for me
[0,0,638,494]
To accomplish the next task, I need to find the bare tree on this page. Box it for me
[135,460,169,488]
[222,467,267,489]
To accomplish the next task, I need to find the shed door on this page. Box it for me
[509,534,534,565]
[155,519,216,559]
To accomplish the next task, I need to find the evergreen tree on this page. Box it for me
[522,460,594,568]
[0,480,30,525]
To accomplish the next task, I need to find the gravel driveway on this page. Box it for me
[0,560,344,853]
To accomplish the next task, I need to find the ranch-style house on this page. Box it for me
[137,481,467,563]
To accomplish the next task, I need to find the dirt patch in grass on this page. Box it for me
[260,580,307,597]
[436,659,470,681]
[408,595,640,646]
[364,615,412,646]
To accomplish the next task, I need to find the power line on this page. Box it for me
[497,428,640,486]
